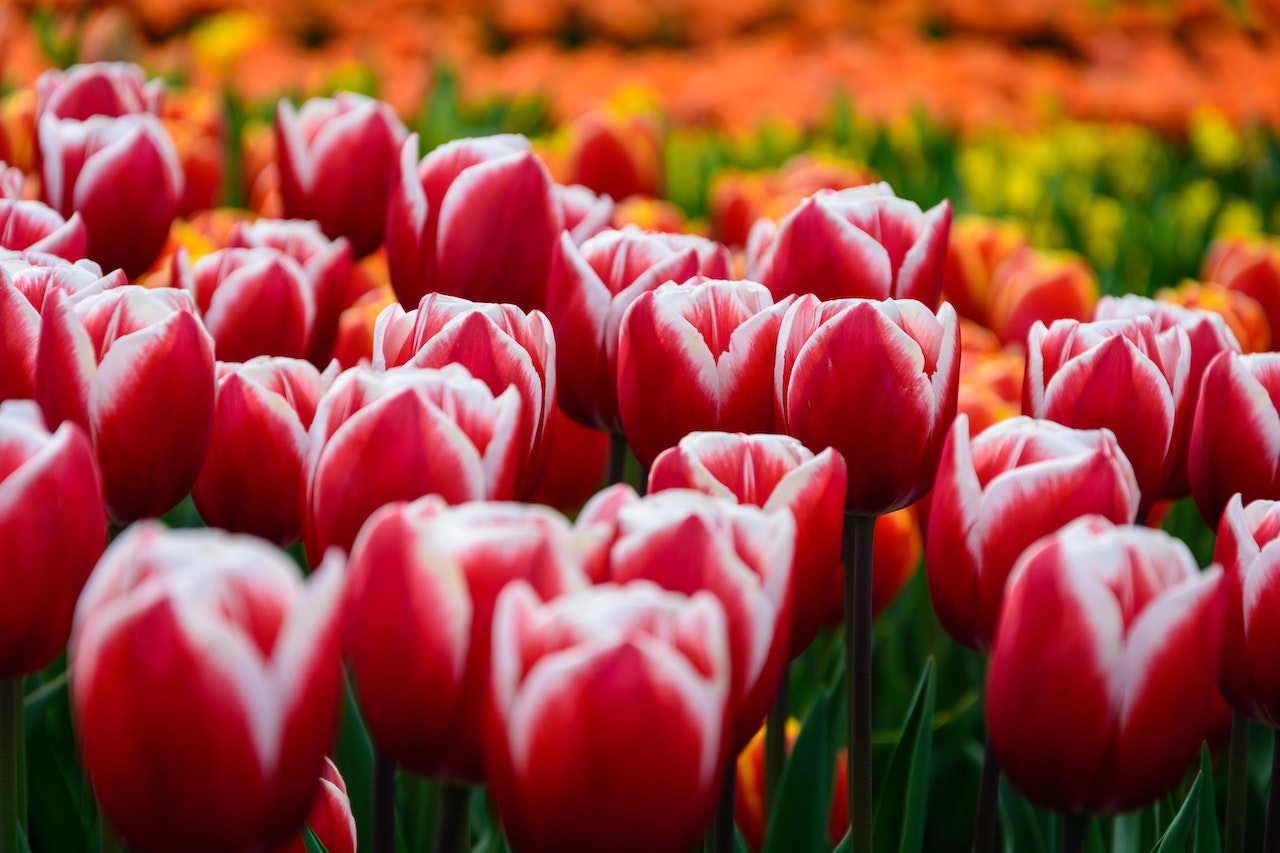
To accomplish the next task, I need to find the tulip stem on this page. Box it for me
[1225,712,1251,853]
[608,432,628,488]
[1265,733,1280,852]
[1062,814,1089,853]
[764,661,790,820]
[709,760,736,853]
[432,784,470,853]
[372,747,396,853]
[971,734,1000,853]
[0,679,19,853]
[844,512,875,853]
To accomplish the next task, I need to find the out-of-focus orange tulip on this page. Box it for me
[556,97,664,202]
[942,215,1029,327]
[161,87,225,216]
[987,248,1099,348]
[612,196,693,234]
[1158,279,1270,354]
[1203,234,1280,350]
[331,283,396,368]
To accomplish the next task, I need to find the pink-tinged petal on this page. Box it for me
[1217,497,1260,719]
[201,253,316,362]
[773,294,824,431]
[385,134,433,307]
[756,196,892,302]
[435,151,563,311]
[90,307,215,522]
[0,279,41,401]
[925,415,987,650]
[894,199,952,307]
[37,62,160,121]
[714,296,790,434]
[0,200,86,260]
[558,183,615,245]
[33,287,96,430]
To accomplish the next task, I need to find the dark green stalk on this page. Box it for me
[971,734,1000,853]
[1225,712,1250,853]
[0,679,18,853]
[764,661,790,821]
[844,513,875,852]
[432,784,471,853]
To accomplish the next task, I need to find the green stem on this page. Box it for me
[1062,814,1089,853]
[608,432,628,488]
[372,747,395,853]
[0,679,19,853]
[1225,712,1250,853]
[764,661,790,822]
[844,513,875,852]
[1265,734,1280,853]
[971,734,1000,853]
[432,784,471,853]
[709,761,736,853]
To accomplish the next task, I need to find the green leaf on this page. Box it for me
[303,824,331,853]
[1110,812,1145,853]
[762,684,835,853]
[1152,763,1204,853]
[1193,744,1221,853]
[333,677,374,853]
[872,658,936,853]
[736,827,751,853]
[24,674,95,852]
[997,783,1049,853]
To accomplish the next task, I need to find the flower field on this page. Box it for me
[4,1,1280,852]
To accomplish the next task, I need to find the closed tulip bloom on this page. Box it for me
[0,198,87,259]
[0,400,104,676]
[303,364,522,560]
[1203,234,1280,348]
[776,296,960,514]
[179,247,316,362]
[649,431,846,657]
[35,285,215,523]
[1024,317,1190,518]
[1188,351,1280,527]
[1,254,124,402]
[746,182,952,307]
[986,516,1226,814]
[926,414,1141,651]
[373,294,556,497]
[38,112,183,278]
[1217,495,1280,727]
[598,489,794,749]
[385,133,562,310]
[619,278,792,468]
[345,497,589,782]
[193,357,328,545]
[274,758,356,853]
[486,581,732,853]
[275,92,407,257]
[227,218,355,366]
[70,524,346,853]
[984,249,1099,348]
[36,61,163,121]
[559,106,663,202]
[545,226,728,431]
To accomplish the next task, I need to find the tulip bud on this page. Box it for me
[0,400,104,676]
[747,183,952,307]
[372,293,556,497]
[386,133,562,310]
[70,524,346,853]
[1203,233,1280,348]
[303,364,523,560]
[38,112,183,278]
[193,357,329,545]
[36,61,163,122]
[1024,317,1190,518]
[345,497,590,782]
[986,517,1225,814]
[649,431,846,657]
[776,296,960,514]
[546,227,729,432]
[986,249,1098,347]
[35,285,216,523]
[619,278,792,467]
[0,198,87,260]
[1216,494,1280,727]
[559,105,663,202]
[597,489,794,749]
[1188,351,1280,526]
[926,415,1141,651]
[274,758,356,853]
[275,92,407,257]
[486,581,733,853]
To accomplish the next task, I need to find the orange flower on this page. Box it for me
[1158,278,1271,354]
[1203,234,1280,350]
[986,248,1099,347]
[942,215,1029,327]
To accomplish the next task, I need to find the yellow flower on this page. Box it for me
[1190,108,1244,172]
[190,11,266,78]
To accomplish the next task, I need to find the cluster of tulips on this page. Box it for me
[6,59,1280,853]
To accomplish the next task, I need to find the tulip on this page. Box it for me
[558,105,663,202]
[776,296,960,514]
[274,758,356,853]
[545,226,729,432]
[227,218,355,366]
[0,164,22,200]
[193,357,328,545]
[35,285,216,523]
[1188,351,1280,527]
[1203,233,1280,349]
[986,516,1225,814]
[746,182,952,307]
[303,364,523,560]
[385,133,562,310]
[940,215,1028,328]
[926,414,1141,651]
[0,400,104,676]
[486,580,732,853]
[70,523,346,853]
[619,278,792,468]
[38,112,183,278]
[372,293,556,497]
[986,249,1098,347]
[1158,279,1270,355]
[0,254,124,402]
[344,496,589,782]
[1095,293,1241,498]
[594,488,794,750]
[35,61,163,121]
[557,183,615,245]
[1023,316,1190,518]
[275,92,407,257]
[0,199,87,259]
[178,246,316,362]
[649,431,846,657]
